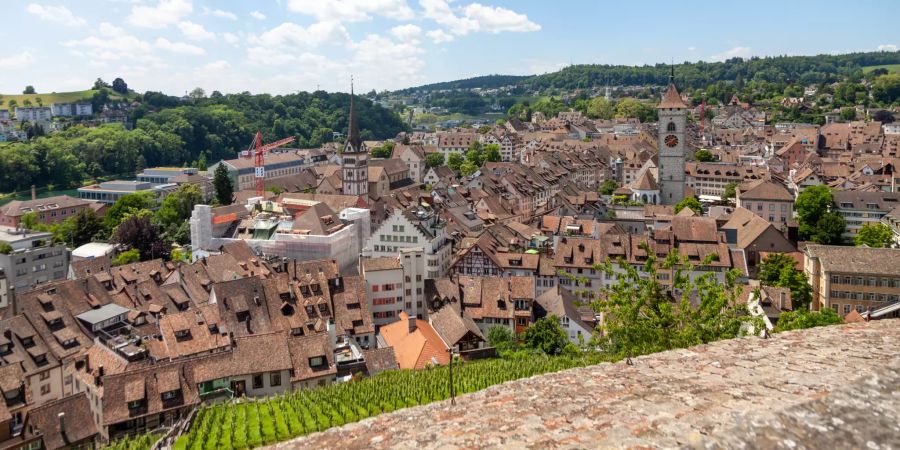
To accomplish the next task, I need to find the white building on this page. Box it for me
[51,103,93,117]
[14,107,52,122]
[362,207,452,280]
[362,256,428,325]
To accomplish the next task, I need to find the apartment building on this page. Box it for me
[736,179,794,225]
[362,206,452,280]
[804,245,900,316]
[832,191,900,242]
[0,227,69,292]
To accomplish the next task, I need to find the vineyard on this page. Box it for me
[103,432,163,450]
[172,353,608,450]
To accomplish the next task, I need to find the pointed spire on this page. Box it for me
[669,62,675,85]
[347,76,362,151]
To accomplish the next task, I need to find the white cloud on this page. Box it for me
[127,0,192,28]
[420,0,539,37]
[287,0,414,22]
[426,29,454,43]
[64,31,154,61]
[99,22,124,36]
[222,32,240,45]
[26,3,86,26]
[202,60,231,71]
[252,21,350,49]
[210,8,237,20]
[391,24,421,42]
[178,21,215,40]
[155,37,206,55]
[710,46,752,61]
[878,44,898,51]
[687,46,696,52]
[462,3,540,33]
[250,10,266,20]
[0,51,36,69]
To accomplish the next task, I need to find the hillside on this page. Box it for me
[395,51,900,94]
[0,89,131,106]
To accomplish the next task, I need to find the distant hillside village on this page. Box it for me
[1,67,900,450]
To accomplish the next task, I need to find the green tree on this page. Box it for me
[589,245,752,359]
[674,197,703,215]
[371,146,392,158]
[112,248,141,266]
[586,97,615,119]
[483,143,501,163]
[476,125,492,134]
[854,222,893,248]
[189,87,206,100]
[196,153,207,171]
[615,98,656,123]
[522,316,568,355]
[58,209,105,247]
[34,97,43,107]
[105,192,157,231]
[447,153,465,171]
[425,152,445,168]
[111,212,170,261]
[795,185,832,240]
[723,182,737,200]
[872,74,900,104]
[459,160,479,177]
[23,85,35,94]
[775,308,842,332]
[213,163,234,206]
[0,241,13,255]
[758,253,812,310]
[20,212,40,230]
[599,179,618,195]
[156,184,203,243]
[694,149,714,162]
[486,325,514,351]
[839,107,857,121]
[812,212,846,245]
[112,77,128,95]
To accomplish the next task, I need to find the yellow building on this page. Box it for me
[804,245,900,316]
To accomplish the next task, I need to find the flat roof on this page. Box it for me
[0,226,53,243]
[72,242,116,258]
[76,303,131,325]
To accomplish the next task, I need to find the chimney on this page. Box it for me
[408,315,417,333]
[58,412,67,443]
[31,185,36,201]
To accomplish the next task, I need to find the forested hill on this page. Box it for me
[0,91,407,193]
[396,51,900,94]
[393,75,529,93]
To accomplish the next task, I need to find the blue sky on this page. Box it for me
[1,0,898,95]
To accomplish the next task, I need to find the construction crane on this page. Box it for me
[244,131,295,197]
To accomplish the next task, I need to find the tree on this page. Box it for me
[758,253,812,310]
[111,212,169,261]
[839,107,857,121]
[872,74,900,104]
[459,160,479,177]
[589,245,753,359]
[522,316,568,355]
[104,192,157,231]
[615,98,656,123]
[61,209,105,247]
[873,110,895,124]
[483,143,501,163]
[812,212,846,245]
[196,153,207,171]
[23,85,35,94]
[22,99,32,107]
[487,325,514,351]
[112,248,141,266]
[213,163,234,206]
[34,97,43,107]
[371,146,392,158]
[775,308,842,333]
[674,197,703,215]
[7,100,16,112]
[189,87,206,100]
[855,222,893,248]
[694,149,714,162]
[156,184,203,243]
[476,125,492,134]
[0,241,12,255]
[795,185,833,240]
[447,153,465,171]
[20,212,40,230]
[723,182,737,200]
[112,78,128,95]
[93,78,110,90]
[599,179,618,195]
[425,152,445,168]
[586,97,615,119]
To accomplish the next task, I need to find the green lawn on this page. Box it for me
[0,89,130,106]
[862,64,900,74]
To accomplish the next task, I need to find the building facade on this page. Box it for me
[342,87,369,198]
[0,227,69,292]
[657,81,688,205]
[804,245,900,315]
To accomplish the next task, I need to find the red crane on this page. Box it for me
[244,131,295,197]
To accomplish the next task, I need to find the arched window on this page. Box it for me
[667,122,676,132]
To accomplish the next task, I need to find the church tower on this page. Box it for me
[657,68,688,205]
[342,80,368,198]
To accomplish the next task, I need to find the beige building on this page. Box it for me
[736,179,794,226]
[804,245,900,316]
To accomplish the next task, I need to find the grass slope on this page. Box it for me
[862,64,900,74]
[0,89,130,106]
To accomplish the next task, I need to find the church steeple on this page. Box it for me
[347,78,362,152]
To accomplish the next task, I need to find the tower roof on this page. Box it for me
[347,82,362,151]
[658,84,689,109]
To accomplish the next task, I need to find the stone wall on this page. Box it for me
[273,320,900,449]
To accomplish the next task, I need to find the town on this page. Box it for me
[1,1,900,449]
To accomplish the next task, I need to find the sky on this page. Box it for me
[1,0,898,96]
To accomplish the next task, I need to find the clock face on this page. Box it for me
[664,135,679,148]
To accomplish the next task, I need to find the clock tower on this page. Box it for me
[342,80,368,199]
[657,69,688,205]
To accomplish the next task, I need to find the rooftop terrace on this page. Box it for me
[273,320,900,449]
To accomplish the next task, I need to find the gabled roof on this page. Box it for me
[738,179,793,201]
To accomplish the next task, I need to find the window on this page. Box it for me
[844,304,852,314]
[40,384,51,395]
[309,356,325,367]
[40,371,50,381]
[831,303,839,312]
[270,372,281,387]
[252,374,264,389]
[162,390,178,401]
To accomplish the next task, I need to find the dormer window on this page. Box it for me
[174,329,192,341]
[305,306,316,317]
[309,356,325,368]
[161,390,178,401]
[128,400,143,409]
[21,337,34,348]
[0,344,10,355]
[318,303,329,315]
